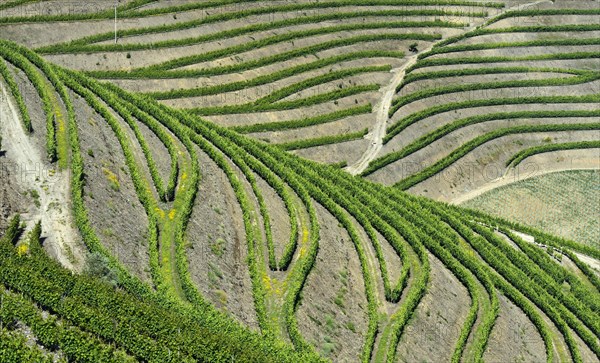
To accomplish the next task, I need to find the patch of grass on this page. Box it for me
[325,314,336,332]
[213,289,228,308]
[334,289,346,308]
[102,167,120,191]
[209,238,226,257]
[321,336,336,357]
[345,321,356,333]
[101,228,114,238]
[339,270,348,282]
[29,189,40,208]
[208,263,224,288]
[64,243,77,265]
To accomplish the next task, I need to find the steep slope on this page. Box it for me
[0,1,598,362]
[0,38,598,362]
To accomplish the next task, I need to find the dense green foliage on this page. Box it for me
[0,225,319,362]
[1,40,330,362]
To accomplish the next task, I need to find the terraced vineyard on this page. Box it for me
[361,1,600,202]
[0,0,598,362]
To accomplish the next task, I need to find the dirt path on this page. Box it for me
[510,229,600,273]
[449,158,600,205]
[574,253,600,272]
[505,0,553,14]
[345,52,425,176]
[0,80,84,270]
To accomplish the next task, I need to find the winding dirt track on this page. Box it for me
[0,80,83,269]
[345,52,425,176]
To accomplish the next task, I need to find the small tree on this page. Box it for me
[409,43,418,53]
[85,252,119,287]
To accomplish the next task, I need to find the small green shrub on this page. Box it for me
[84,252,119,287]
[209,238,226,257]
[29,189,40,208]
